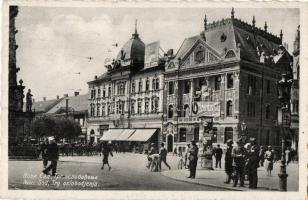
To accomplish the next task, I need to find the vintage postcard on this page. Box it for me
[0,0,307,199]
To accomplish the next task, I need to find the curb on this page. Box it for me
[160,171,244,191]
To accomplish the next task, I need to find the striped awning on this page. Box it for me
[127,129,157,142]
[100,129,124,141]
[116,129,136,141]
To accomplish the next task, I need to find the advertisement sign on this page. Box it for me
[193,101,220,117]
[145,41,160,68]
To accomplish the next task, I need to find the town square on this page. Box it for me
[6,5,301,193]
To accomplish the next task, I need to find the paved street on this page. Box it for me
[8,153,222,190]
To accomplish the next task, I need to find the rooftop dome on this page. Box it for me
[116,22,145,68]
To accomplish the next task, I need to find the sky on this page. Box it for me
[15,7,299,101]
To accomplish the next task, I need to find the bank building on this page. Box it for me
[87,8,293,153]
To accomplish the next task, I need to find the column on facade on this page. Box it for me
[220,74,226,119]
[189,79,194,118]
[234,71,240,117]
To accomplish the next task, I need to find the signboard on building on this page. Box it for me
[145,41,160,68]
[193,101,220,117]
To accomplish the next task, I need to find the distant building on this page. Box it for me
[163,8,293,152]
[290,25,300,152]
[87,24,167,149]
[46,92,88,143]
[31,96,62,116]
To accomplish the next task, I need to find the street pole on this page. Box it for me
[277,74,292,191]
[278,123,288,191]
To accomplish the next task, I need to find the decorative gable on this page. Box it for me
[180,40,220,67]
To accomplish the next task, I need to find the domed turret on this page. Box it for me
[116,20,145,69]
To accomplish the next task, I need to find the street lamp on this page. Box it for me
[277,73,293,192]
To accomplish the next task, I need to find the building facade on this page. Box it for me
[163,9,293,152]
[87,27,167,147]
[290,25,300,152]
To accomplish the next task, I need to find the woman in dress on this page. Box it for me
[264,146,274,176]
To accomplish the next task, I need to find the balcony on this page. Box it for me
[177,117,201,124]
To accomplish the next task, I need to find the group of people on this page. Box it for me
[224,138,277,188]
[146,143,171,172]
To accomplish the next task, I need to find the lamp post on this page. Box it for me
[277,73,292,191]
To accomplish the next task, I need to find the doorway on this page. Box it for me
[167,134,173,152]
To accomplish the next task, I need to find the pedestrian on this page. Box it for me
[246,138,259,189]
[42,137,59,176]
[184,144,190,169]
[159,143,171,170]
[264,146,274,176]
[146,143,157,169]
[259,146,265,167]
[285,147,291,165]
[224,139,233,184]
[173,147,177,156]
[39,139,48,169]
[232,138,246,187]
[214,144,223,168]
[101,141,113,170]
[187,140,198,179]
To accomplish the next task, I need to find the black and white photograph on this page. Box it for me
[1,1,307,199]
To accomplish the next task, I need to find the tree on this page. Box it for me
[31,116,82,141]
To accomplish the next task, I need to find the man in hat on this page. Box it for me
[224,139,233,184]
[246,138,259,189]
[43,136,59,176]
[232,138,246,187]
[187,140,199,179]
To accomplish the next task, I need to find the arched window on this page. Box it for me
[227,73,234,88]
[224,127,233,143]
[107,105,111,115]
[96,103,100,116]
[183,104,189,118]
[226,100,233,117]
[146,79,150,91]
[138,80,143,92]
[168,105,174,118]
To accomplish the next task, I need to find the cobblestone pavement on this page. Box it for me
[8,153,222,190]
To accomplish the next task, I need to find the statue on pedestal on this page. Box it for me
[26,89,33,112]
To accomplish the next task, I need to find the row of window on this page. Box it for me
[247,74,272,95]
[131,78,160,93]
[89,97,160,117]
[90,85,112,99]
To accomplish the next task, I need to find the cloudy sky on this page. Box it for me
[15,7,299,101]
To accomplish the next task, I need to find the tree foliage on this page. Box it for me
[31,116,82,140]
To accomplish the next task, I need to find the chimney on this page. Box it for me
[56,95,59,100]
[43,97,46,101]
[63,94,69,98]
[74,91,79,96]
[94,75,98,79]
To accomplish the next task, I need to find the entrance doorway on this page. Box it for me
[167,135,173,152]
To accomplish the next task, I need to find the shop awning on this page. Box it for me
[127,129,157,142]
[100,129,124,141]
[116,129,136,141]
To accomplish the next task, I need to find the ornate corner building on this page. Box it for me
[87,9,296,152]
[87,25,166,148]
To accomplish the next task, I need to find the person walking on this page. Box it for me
[159,143,171,170]
[42,137,59,176]
[224,139,233,184]
[246,138,259,189]
[259,146,265,167]
[187,140,198,179]
[232,138,246,187]
[101,142,113,171]
[264,146,274,176]
[214,144,223,168]
[39,139,48,169]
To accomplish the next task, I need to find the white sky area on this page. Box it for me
[15,7,299,101]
